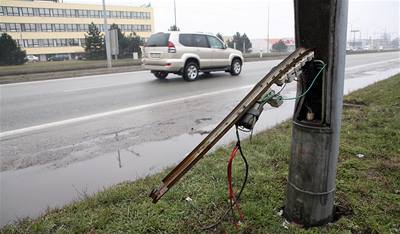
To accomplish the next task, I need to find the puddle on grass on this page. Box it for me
[1,66,399,227]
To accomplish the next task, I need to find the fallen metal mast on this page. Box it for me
[150,47,315,203]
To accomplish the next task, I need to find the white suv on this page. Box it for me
[142,32,244,81]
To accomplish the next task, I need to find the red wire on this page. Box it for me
[227,145,245,227]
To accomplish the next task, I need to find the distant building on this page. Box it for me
[250,38,295,53]
[0,0,154,61]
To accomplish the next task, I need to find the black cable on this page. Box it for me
[201,126,249,230]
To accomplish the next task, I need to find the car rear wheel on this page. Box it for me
[230,58,242,76]
[183,62,199,81]
[153,71,168,79]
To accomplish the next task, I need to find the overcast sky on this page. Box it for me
[64,0,400,40]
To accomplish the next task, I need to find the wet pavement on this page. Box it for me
[0,52,399,226]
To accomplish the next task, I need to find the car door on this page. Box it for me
[192,34,212,68]
[207,35,230,67]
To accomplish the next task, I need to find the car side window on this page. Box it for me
[193,34,209,48]
[207,36,224,49]
[179,34,194,47]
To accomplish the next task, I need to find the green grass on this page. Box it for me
[2,75,399,233]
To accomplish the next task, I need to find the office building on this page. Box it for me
[0,0,154,61]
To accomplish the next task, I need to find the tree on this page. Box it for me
[110,23,144,58]
[0,33,26,65]
[84,23,105,60]
[168,25,180,31]
[216,33,224,41]
[391,38,400,49]
[242,33,252,53]
[271,40,288,52]
[227,32,252,53]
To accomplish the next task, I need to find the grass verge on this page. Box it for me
[2,75,399,233]
[0,59,141,77]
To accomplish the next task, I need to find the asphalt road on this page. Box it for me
[0,51,399,226]
[1,51,400,171]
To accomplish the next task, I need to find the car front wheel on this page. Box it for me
[230,59,242,76]
[183,62,199,81]
[153,71,168,79]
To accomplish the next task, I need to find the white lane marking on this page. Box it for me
[345,58,399,71]
[63,87,103,93]
[0,85,253,138]
[0,70,149,87]
[1,57,399,138]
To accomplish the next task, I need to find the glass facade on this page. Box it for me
[0,6,151,19]
[17,38,84,48]
[0,23,151,33]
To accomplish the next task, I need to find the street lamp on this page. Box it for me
[266,4,270,53]
[174,0,177,28]
[102,0,112,68]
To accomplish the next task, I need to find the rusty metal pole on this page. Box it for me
[284,0,348,226]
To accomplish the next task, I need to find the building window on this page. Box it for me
[53,8,64,17]
[41,39,51,47]
[67,24,73,32]
[40,24,53,32]
[66,24,78,32]
[33,8,39,16]
[55,39,66,47]
[54,24,65,32]
[6,7,20,16]
[33,39,39,47]
[17,39,23,47]
[131,12,136,19]
[38,8,51,17]
[21,7,34,16]
[65,9,74,17]
[8,23,21,32]
[77,10,88,17]
[24,39,37,48]
[89,10,94,17]
[0,23,6,32]
[0,6,4,16]
[23,24,36,32]
[146,25,151,31]
[79,24,89,32]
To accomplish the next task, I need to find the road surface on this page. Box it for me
[0,51,399,226]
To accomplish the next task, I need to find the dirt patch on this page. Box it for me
[343,99,368,108]
[376,157,400,171]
